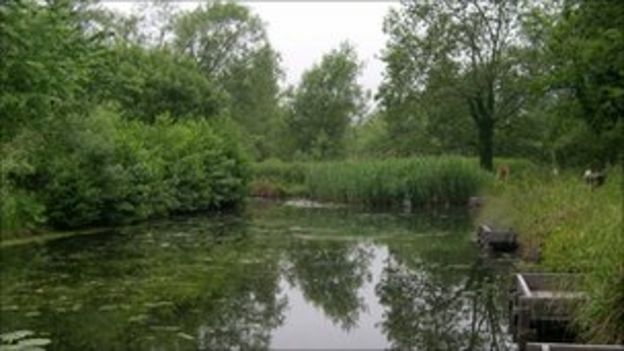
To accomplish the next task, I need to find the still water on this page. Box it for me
[1,200,513,350]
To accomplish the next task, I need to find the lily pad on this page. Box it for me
[0,331,34,343]
[128,314,149,323]
[149,326,180,332]
[176,332,195,341]
[13,338,51,347]
[144,301,174,309]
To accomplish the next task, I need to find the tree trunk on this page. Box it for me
[477,119,494,171]
[468,93,495,171]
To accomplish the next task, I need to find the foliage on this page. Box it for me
[172,2,284,160]
[173,1,267,78]
[0,0,99,141]
[479,168,624,343]
[37,108,249,229]
[250,159,309,198]
[287,43,365,160]
[91,44,226,123]
[538,0,624,167]
[252,157,492,207]
[346,113,394,158]
[378,0,530,170]
[2,107,249,234]
[222,45,284,160]
[305,157,491,207]
[0,0,250,236]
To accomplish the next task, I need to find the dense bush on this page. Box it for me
[1,108,249,233]
[0,0,96,142]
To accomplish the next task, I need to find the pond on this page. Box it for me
[0,200,514,350]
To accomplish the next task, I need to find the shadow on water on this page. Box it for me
[0,200,514,350]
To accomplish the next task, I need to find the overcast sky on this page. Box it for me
[102,1,398,94]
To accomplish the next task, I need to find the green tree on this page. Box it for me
[379,0,529,170]
[172,1,267,78]
[172,2,284,159]
[288,43,365,159]
[376,60,477,157]
[90,44,226,123]
[0,0,101,141]
[540,0,624,167]
[222,45,284,159]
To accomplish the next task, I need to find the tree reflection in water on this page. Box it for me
[376,251,512,351]
[284,240,373,331]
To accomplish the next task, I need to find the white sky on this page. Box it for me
[102,1,398,94]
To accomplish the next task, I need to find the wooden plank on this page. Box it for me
[517,273,532,297]
[527,342,624,351]
[512,273,588,350]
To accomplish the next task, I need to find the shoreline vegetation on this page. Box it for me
[479,165,624,344]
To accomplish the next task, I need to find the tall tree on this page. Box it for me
[288,43,365,159]
[222,45,284,159]
[172,2,267,78]
[540,0,624,167]
[172,2,283,159]
[379,0,528,170]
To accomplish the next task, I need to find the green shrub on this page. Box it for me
[1,131,47,236]
[2,107,249,232]
[251,159,308,185]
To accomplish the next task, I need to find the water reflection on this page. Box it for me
[283,240,373,330]
[0,201,513,350]
[376,256,512,350]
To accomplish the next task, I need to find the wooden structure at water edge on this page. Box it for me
[527,342,624,351]
[510,273,589,351]
[477,224,518,252]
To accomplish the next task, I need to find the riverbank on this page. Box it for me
[479,167,623,344]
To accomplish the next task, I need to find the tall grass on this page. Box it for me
[252,157,492,207]
[479,168,624,343]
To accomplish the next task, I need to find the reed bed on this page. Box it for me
[252,157,492,206]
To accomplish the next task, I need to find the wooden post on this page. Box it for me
[517,298,531,351]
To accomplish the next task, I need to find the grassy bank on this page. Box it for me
[479,167,624,343]
[251,157,493,207]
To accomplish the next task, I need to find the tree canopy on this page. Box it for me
[378,0,529,170]
[288,43,365,159]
